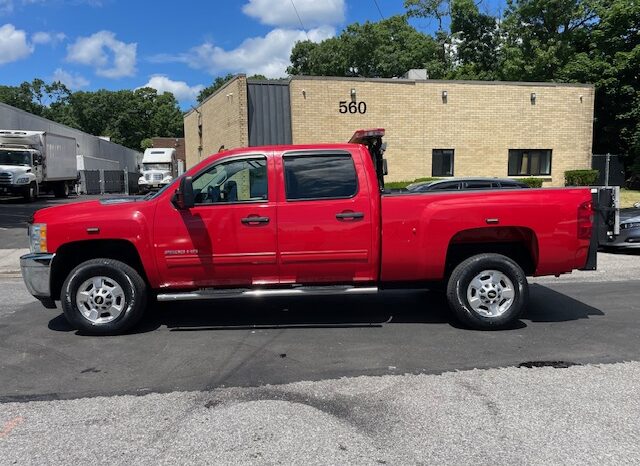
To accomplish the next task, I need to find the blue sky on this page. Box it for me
[0,0,506,107]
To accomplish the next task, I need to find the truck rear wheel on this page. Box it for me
[23,182,37,202]
[61,258,147,335]
[54,181,70,198]
[446,253,528,330]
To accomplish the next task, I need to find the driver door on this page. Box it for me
[153,153,278,288]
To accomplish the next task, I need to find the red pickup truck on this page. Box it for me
[20,130,596,334]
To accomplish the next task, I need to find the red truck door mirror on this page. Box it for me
[174,176,195,209]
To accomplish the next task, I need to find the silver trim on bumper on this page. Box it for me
[20,253,55,298]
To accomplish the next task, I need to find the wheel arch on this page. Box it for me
[445,226,539,276]
[50,239,148,300]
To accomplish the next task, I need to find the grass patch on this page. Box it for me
[620,189,640,208]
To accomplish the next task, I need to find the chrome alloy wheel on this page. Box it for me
[466,269,515,317]
[75,276,126,324]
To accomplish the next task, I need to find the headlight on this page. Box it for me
[29,223,47,253]
[16,176,30,184]
[621,222,640,230]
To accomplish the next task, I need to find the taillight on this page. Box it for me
[578,200,593,240]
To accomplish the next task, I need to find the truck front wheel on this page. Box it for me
[54,181,70,198]
[446,253,528,330]
[23,182,37,202]
[61,258,147,335]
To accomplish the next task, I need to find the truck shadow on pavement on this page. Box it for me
[47,284,605,335]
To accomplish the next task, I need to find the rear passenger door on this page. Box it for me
[276,150,375,284]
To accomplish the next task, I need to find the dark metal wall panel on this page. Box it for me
[248,81,292,146]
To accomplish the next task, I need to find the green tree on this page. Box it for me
[450,0,501,79]
[197,74,268,103]
[288,15,441,78]
[499,0,597,81]
[404,0,455,75]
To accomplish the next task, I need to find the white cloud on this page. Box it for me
[242,0,344,27]
[158,26,334,78]
[66,30,136,78]
[140,75,204,104]
[51,67,89,89]
[0,23,33,65]
[32,31,66,45]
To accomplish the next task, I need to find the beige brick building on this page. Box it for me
[185,74,594,186]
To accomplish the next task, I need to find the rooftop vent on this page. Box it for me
[402,69,428,80]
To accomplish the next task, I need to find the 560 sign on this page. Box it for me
[339,101,367,114]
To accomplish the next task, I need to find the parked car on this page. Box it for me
[601,208,640,248]
[406,178,530,193]
[20,129,596,335]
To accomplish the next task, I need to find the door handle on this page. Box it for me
[241,216,270,224]
[336,211,364,220]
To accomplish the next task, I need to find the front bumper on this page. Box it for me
[20,253,55,298]
[602,228,640,248]
[0,185,28,195]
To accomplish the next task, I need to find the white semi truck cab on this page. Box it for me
[138,148,177,192]
[0,130,77,202]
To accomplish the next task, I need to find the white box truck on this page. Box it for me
[138,148,177,192]
[0,130,78,202]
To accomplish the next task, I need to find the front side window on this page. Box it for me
[192,156,267,204]
[508,149,552,176]
[284,153,358,200]
[432,149,454,177]
[430,182,460,191]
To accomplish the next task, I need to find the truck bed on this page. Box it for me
[380,188,592,282]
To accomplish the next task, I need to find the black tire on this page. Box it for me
[446,253,528,330]
[54,182,69,198]
[23,182,37,202]
[61,258,147,335]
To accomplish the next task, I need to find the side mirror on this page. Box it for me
[174,176,195,209]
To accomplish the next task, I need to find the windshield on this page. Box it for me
[0,150,31,166]
[143,163,171,171]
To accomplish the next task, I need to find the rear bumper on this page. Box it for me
[20,253,55,298]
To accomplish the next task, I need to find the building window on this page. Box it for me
[283,152,358,200]
[508,149,552,176]
[432,149,454,177]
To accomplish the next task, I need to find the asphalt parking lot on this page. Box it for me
[1,194,639,463]
[0,194,109,249]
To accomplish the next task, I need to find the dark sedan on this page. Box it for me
[602,208,640,248]
[406,178,530,192]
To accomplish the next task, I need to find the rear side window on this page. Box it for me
[284,153,358,200]
[465,181,493,190]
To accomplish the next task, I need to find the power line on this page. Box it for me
[290,0,310,40]
[372,0,384,20]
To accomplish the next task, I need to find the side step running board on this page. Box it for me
[157,285,379,302]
